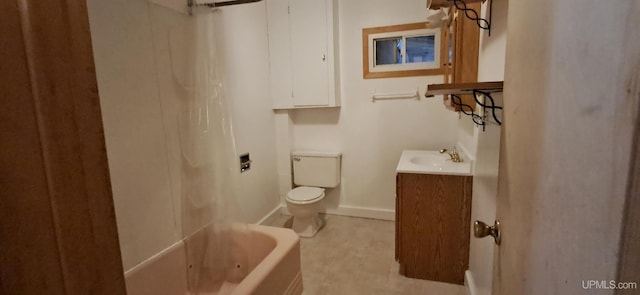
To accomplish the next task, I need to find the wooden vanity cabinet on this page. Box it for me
[395,173,472,285]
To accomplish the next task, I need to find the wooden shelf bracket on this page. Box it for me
[426,81,504,131]
[429,0,493,36]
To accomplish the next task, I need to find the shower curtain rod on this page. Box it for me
[187,0,262,9]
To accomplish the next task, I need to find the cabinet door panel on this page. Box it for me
[396,173,402,261]
[289,0,329,106]
[397,173,472,285]
[267,0,294,108]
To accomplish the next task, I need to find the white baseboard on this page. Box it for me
[280,204,395,221]
[325,205,395,221]
[255,205,284,225]
[465,270,476,295]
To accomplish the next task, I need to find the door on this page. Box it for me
[493,1,640,294]
[289,0,329,106]
[0,1,126,294]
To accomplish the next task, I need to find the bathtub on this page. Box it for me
[124,224,303,295]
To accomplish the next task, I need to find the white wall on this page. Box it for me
[88,0,280,271]
[461,1,508,295]
[276,0,459,218]
[216,2,281,224]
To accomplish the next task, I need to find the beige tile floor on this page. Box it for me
[269,214,467,295]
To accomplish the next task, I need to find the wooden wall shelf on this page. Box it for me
[430,0,485,9]
[425,81,503,97]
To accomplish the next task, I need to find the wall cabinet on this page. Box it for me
[395,173,472,285]
[266,0,340,109]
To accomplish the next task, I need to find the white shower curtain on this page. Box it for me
[149,1,245,293]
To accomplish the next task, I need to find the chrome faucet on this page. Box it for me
[442,147,463,163]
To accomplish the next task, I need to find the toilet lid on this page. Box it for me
[287,186,325,202]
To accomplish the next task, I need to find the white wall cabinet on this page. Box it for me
[267,0,340,109]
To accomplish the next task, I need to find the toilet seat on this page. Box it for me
[286,186,325,204]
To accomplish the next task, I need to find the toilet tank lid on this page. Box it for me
[288,187,325,202]
[291,151,342,157]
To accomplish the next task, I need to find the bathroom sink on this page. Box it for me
[408,154,445,166]
[396,150,473,176]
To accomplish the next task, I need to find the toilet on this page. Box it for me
[286,151,341,238]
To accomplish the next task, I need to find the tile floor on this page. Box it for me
[268,214,467,295]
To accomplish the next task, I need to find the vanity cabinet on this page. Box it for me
[395,173,472,285]
[266,0,340,109]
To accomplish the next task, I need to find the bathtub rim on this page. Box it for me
[124,239,184,278]
[123,223,300,294]
[231,224,300,294]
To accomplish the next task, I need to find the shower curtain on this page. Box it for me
[148,1,245,293]
[181,7,244,293]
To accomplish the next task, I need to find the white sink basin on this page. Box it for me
[409,154,445,166]
[396,150,473,176]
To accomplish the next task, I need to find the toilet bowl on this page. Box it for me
[286,186,325,238]
[286,151,341,238]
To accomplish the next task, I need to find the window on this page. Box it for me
[363,22,446,79]
[373,34,437,67]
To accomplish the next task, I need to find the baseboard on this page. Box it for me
[280,204,395,221]
[465,270,477,295]
[256,205,284,225]
[326,205,395,221]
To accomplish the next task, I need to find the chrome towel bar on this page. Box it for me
[371,88,420,102]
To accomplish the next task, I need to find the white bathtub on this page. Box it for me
[124,224,303,295]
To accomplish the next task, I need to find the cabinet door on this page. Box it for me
[267,0,294,109]
[397,173,472,285]
[289,0,329,107]
[395,173,402,261]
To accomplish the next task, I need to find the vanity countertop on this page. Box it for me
[396,150,473,176]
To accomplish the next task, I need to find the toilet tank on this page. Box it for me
[292,151,341,188]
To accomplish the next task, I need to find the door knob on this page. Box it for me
[474,220,501,245]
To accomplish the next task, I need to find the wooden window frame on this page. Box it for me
[362,22,448,79]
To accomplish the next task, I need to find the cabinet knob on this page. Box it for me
[322,54,326,61]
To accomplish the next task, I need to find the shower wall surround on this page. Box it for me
[87,0,279,271]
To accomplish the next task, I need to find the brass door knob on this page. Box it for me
[474,220,501,245]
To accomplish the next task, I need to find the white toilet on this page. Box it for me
[286,151,341,238]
